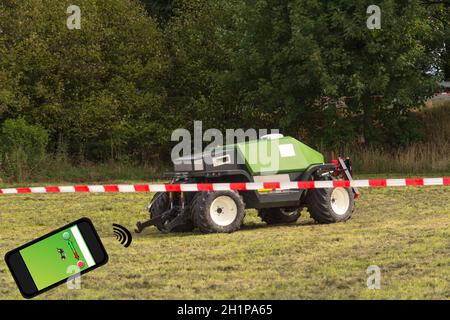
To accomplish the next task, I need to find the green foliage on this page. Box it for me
[139,0,176,22]
[423,0,450,80]
[162,0,236,131]
[220,0,439,147]
[0,0,447,176]
[0,118,48,157]
[0,0,168,162]
[0,118,48,180]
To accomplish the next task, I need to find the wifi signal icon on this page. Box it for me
[113,224,132,248]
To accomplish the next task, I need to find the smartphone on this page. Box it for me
[4,218,108,299]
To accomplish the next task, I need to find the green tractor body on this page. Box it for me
[235,136,324,175]
[136,135,357,234]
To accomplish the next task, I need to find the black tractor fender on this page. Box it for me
[299,163,336,181]
[298,163,336,203]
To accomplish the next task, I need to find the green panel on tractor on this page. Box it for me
[235,137,324,175]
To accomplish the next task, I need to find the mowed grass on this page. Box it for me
[0,186,449,300]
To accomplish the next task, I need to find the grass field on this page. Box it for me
[0,185,449,300]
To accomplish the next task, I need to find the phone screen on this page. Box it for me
[5,218,108,298]
[19,225,95,290]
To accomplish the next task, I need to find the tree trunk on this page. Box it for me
[444,42,450,81]
[362,97,374,145]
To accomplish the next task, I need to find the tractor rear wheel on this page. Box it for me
[306,187,354,224]
[149,192,195,232]
[192,191,245,233]
[258,208,301,225]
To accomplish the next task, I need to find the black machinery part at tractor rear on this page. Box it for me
[135,190,193,234]
[135,207,170,233]
[135,206,192,233]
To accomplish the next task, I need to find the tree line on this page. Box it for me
[0,0,448,167]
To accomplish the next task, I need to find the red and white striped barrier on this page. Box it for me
[322,92,450,101]
[0,178,448,195]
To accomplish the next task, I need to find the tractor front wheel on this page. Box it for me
[258,208,301,225]
[192,191,245,233]
[306,187,354,223]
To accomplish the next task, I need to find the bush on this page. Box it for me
[0,0,167,163]
[0,119,48,181]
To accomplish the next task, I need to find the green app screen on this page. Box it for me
[20,225,95,290]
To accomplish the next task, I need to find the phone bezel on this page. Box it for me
[4,217,108,299]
